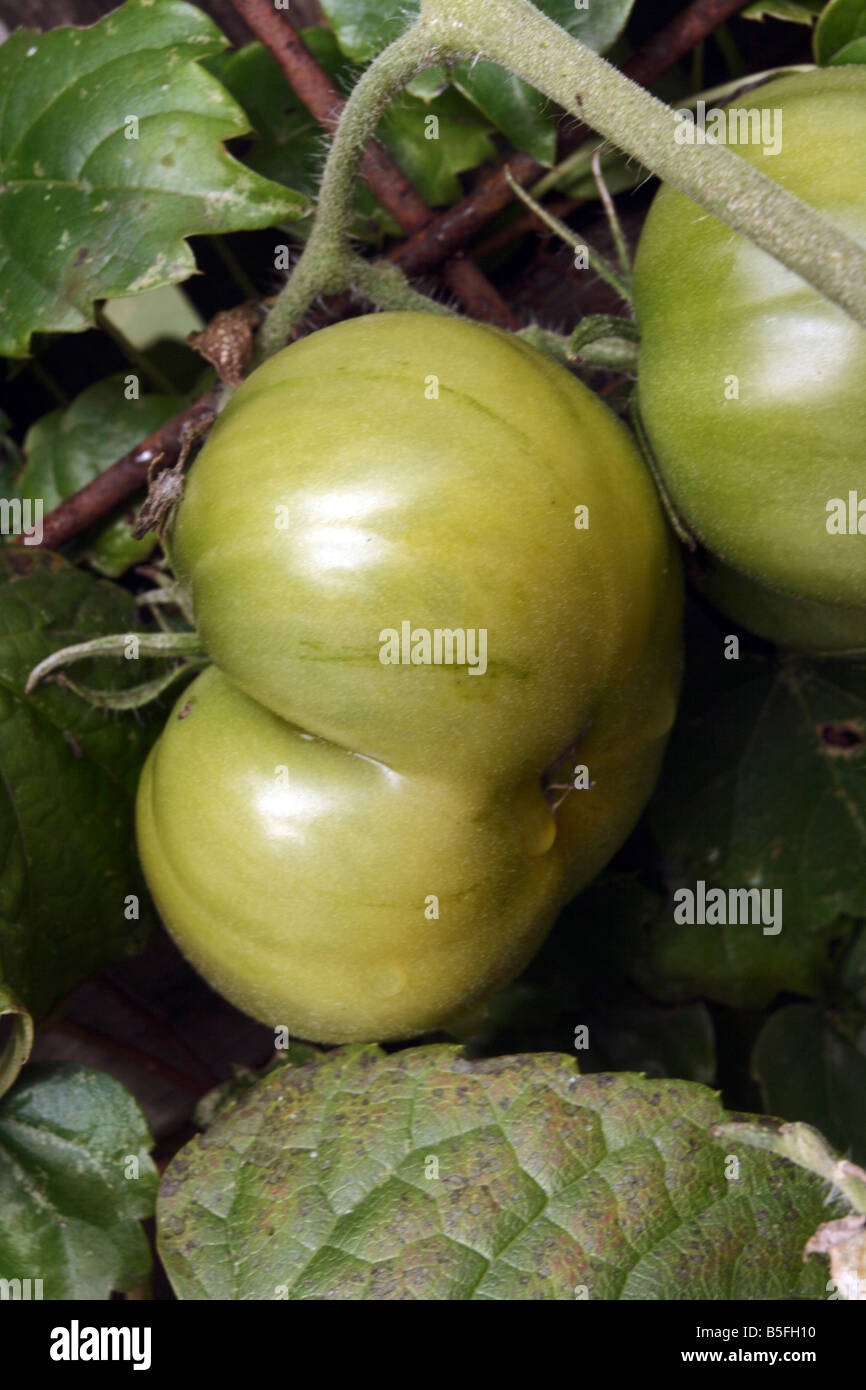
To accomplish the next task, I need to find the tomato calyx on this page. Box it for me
[25,622,204,713]
[131,410,218,544]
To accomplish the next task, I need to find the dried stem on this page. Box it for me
[26,389,222,552]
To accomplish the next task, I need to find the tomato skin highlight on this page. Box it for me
[633,68,866,651]
[138,313,682,1042]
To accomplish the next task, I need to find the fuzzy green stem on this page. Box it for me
[528,66,811,203]
[422,0,866,328]
[519,324,638,372]
[516,326,572,365]
[571,337,639,371]
[256,23,440,359]
[260,2,866,358]
[528,138,602,200]
[569,315,640,371]
[348,256,456,316]
[133,571,195,627]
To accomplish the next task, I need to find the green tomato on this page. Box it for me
[633,68,866,652]
[86,510,158,578]
[138,313,682,1042]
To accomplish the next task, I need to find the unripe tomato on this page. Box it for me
[633,68,866,652]
[137,313,682,1041]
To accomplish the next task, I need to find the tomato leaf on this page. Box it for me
[645,612,866,1007]
[536,0,637,51]
[377,85,496,205]
[158,1045,838,1300]
[317,0,410,63]
[627,890,848,1013]
[214,39,326,206]
[0,1062,157,1298]
[450,60,555,165]
[815,0,866,63]
[742,1,824,23]
[215,36,397,240]
[752,1003,866,1166]
[0,0,309,358]
[0,549,162,1023]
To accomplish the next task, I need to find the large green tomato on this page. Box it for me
[137,313,682,1042]
[633,68,866,652]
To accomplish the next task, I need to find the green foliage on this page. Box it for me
[0,0,861,1304]
[649,617,866,939]
[17,377,181,509]
[752,1004,866,1164]
[318,0,636,165]
[0,550,161,1033]
[218,31,496,223]
[742,1,824,23]
[158,1045,839,1300]
[0,1063,157,1298]
[0,0,308,357]
[13,377,186,575]
[815,0,866,63]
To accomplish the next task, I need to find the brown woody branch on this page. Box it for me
[33,389,222,551]
[624,0,753,89]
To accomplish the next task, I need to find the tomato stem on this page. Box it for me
[347,257,456,318]
[591,148,633,295]
[259,2,866,357]
[424,0,866,328]
[256,23,442,359]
